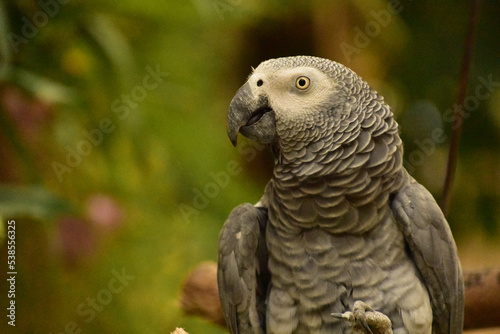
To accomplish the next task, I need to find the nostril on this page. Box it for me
[257,79,263,87]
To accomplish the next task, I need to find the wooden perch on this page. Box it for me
[178,261,500,331]
[463,268,500,330]
[179,262,226,327]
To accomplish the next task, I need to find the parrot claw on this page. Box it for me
[331,301,393,334]
[330,312,354,321]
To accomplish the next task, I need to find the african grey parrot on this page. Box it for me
[217,56,464,334]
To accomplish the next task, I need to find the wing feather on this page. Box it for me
[391,176,464,334]
[217,203,270,334]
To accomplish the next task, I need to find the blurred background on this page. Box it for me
[0,0,498,333]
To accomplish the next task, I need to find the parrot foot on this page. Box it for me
[331,300,393,334]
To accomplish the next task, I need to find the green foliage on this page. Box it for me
[0,185,74,220]
[0,0,498,333]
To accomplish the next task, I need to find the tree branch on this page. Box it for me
[441,0,481,216]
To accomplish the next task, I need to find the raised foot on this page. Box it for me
[331,300,393,334]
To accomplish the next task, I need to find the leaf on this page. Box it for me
[0,185,75,221]
[10,67,77,104]
[86,13,135,89]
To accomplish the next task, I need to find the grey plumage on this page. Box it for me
[217,56,463,334]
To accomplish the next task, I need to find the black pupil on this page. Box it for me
[298,78,306,87]
[257,79,263,87]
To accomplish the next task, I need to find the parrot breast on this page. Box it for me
[264,172,429,333]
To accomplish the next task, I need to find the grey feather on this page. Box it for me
[391,177,464,334]
[217,203,270,333]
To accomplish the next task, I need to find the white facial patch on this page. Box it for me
[250,66,339,123]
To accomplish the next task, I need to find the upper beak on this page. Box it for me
[226,82,274,146]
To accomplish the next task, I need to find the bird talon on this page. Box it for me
[330,311,353,321]
[358,317,374,334]
[332,301,392,334]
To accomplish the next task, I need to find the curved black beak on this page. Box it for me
[227,82,276,146]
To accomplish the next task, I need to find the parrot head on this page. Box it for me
[227,56,349,147]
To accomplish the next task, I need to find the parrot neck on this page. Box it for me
[271,120,406,217]
[273,101,403,179]
[268,144,408,233]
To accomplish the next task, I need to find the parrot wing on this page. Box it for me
[391,176,464,334]
[217,203,270,334]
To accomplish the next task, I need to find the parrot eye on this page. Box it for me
[295,76,310,90]
[257,79,264,87]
